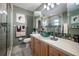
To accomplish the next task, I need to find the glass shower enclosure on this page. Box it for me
[0,3,13,56]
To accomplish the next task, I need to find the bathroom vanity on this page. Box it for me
[30,34,79,56]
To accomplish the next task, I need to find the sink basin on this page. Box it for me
[40,32,50,37]
[40,34,58,41]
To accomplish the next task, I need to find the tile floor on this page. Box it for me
[11,43,32,56]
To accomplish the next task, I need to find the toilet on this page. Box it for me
[23,38,31,48]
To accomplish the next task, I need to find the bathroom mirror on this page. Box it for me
[67,3,79,30]
[67,3,79,43]
[38,3,68,38]
[35,3,79,43]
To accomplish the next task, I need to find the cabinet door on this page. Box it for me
[31,37,35,56]
[57,50,65,56]
[34,39,41,56]
[49,46,64,56]
[49,46,58,56]
[40,41,49,56]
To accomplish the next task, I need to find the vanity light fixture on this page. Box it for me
[51,3,54,8]
[44,4,47,9]
[43,3,56,11]
[48,3,51,6]
[47,6,50,10]
[56,3,60,5]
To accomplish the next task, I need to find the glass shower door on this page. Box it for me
[6,3,13,56]
[0,3,13,56]
[0,3,7,56]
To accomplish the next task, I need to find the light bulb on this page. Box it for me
[51,4,54,8]
[44,4,47,9]
[3,10,7,15]
[47,6,50,10]
[48,3,51,6]
[56,3,60,5]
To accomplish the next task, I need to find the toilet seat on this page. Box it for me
[23,38,31,43]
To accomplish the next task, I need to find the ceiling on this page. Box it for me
[13,3,42,11]
[41,3,67,16]
[67,3,79,12]
[13,3,67,16]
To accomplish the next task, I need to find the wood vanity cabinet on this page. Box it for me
[31,37,35,55]
[31,37,49,56]
[31,37,65,56]
[31,37,41,56]
[40,41,49,56]
[49,46,65,56]
[34,39,41,56]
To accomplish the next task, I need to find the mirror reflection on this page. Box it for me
[34,3,79,43]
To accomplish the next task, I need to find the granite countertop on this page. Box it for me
[30,34,79,56]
